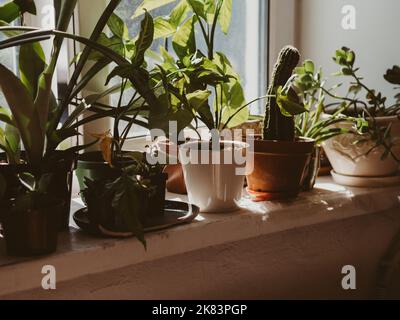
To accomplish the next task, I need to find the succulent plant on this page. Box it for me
[263,45,301,141]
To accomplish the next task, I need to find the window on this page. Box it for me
[108,0,269,137]
[114,0,268,115]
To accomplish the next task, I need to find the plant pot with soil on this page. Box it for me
[246,46,316,201]
[0,152,76,230]
[0,174,61,257]
[290,59,361,191]
[306,47,400,186]
[179,140,248,213]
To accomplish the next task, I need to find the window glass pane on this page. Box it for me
[0,0,18,109]
[113,0,265,136]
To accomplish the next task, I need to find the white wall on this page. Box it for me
[296,0,400,102]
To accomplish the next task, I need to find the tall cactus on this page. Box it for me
[263,46,300,141]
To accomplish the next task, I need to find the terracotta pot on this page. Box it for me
[322,116,400,177]
[246,138,315,200]
[156,140,187,195]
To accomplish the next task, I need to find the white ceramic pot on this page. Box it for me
[179,141,248,213]
[322,116,400,177]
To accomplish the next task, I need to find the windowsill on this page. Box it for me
[0,176,399,297]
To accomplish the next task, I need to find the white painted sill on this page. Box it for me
[0,176,399,297]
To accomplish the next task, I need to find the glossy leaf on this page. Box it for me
[132,0,177,18]
[218,0,232,34]
[108,13,129,40]
[19,42,46,98]
[172,16,196,59]
[132,11,154,67]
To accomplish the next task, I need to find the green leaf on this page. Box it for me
[5,123,20,155]
[172,16,197,59]
[88,33,125,61]
[108,13,129,40]
[34,71,53,136]
[276,86,308,117]
[153,16,176,39]
[132,11,154,67]
[304,59,315,74]
[384,66,400,85]
[132,0,177,18]
[19,42,47,98]
[221,81,248,128]
[0,106,15,126]
[218,0,232,34]
[110,174,147,247]
[18,172,36,192]
[0,63,43,165]
[0,1,32,23]
[13,0,36,15]
[170,0,190,26]
[187,89,211,109]
[0,2,19,23]
[187,0,206,20]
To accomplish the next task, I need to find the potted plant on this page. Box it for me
[0,173,61,256]
[131,0,256,197]
[136,0,263,211]
[317,47,400,186]
[79,150,166,247]
[291,59,364,190]
[0,0,126,231]
[246,46,315,201]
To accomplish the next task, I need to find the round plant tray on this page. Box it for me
[73,200,200,238]
[331,170,400,188]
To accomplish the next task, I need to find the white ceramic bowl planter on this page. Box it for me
[179,141,249,213]
[322,116,400,186]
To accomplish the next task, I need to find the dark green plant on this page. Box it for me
[292,59,366,145]
[311,47,399,161]
[0,0,123,168]
[263,45,303,141]
[81,151,164,247]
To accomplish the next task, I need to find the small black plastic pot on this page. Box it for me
[75,151,134,192]
[146,172,168,219]
[1,197,62,257]
[0,152,77,231]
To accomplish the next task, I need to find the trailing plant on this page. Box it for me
[292,59,367,145]
[303,47,400,161]
[263,45,306,141]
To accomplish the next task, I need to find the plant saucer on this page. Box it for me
[331,170,400,188]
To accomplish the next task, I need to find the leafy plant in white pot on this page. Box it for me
[141,0,262,211]
[318,47,400,186]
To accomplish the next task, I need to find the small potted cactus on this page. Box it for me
[246,46,315,201]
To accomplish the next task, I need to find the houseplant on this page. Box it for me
[317,47,400,185]
[1,173,61,256]
[292,59,365,190]
[136,0,261,209]
[246,46,315,201]
[71,11,175,245]
[0,0,128,232]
